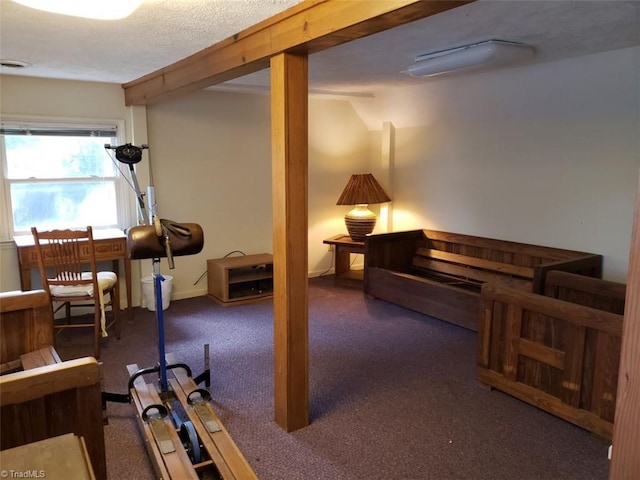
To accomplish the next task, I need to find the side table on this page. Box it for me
[323,234,365,280]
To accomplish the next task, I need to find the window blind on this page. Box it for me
[0,123,117,137]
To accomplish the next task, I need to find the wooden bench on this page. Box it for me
[364,230,602,331]
[0,290,107,480]
[477,271,625,438]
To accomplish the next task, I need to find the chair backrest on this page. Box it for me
[31,226,100,297]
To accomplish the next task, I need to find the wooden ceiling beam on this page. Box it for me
[122,0,473,105]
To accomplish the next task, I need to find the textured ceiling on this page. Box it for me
[1,0,639,97]
[0,0,303,83]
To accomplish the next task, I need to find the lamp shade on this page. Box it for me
[336,173,391,206]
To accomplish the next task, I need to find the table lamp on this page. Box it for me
[336,173,391,242]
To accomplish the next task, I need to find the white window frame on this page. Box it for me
[0,115,136,240]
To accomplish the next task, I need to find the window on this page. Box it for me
[1,121,129,237]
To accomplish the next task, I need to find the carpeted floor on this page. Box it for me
[55,276,610,479]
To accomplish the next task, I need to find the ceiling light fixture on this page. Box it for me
[11,0,144,20]
[406,39,535,78]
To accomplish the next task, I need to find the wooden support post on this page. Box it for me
[610,174,640,478]
[271,52,309,432]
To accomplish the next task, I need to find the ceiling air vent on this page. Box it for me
[0,60,32,69]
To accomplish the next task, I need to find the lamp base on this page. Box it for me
[345,205,377,242]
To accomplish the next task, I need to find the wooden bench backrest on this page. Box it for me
[544,270,626,314]
[423,229,590,267]
[419,230,602,293]
[0,290,53,371]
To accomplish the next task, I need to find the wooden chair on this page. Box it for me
[31,226,121,359]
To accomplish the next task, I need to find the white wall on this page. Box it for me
[355,46,640,282]
[308,97,370,274]
[144,90,273,298]
[144,90,371,296]
[0,76,127,119]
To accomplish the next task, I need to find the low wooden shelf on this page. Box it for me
[207,253,274,306]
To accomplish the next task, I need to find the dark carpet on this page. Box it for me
[55,276,610,480]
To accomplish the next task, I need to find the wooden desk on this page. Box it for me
[323,234,365,280]
[14,228,132,320]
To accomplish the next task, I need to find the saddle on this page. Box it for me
[127,220,204,260]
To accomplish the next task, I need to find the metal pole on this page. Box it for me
[153,260,168,392]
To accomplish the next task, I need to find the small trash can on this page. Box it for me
[141,275,173,311]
